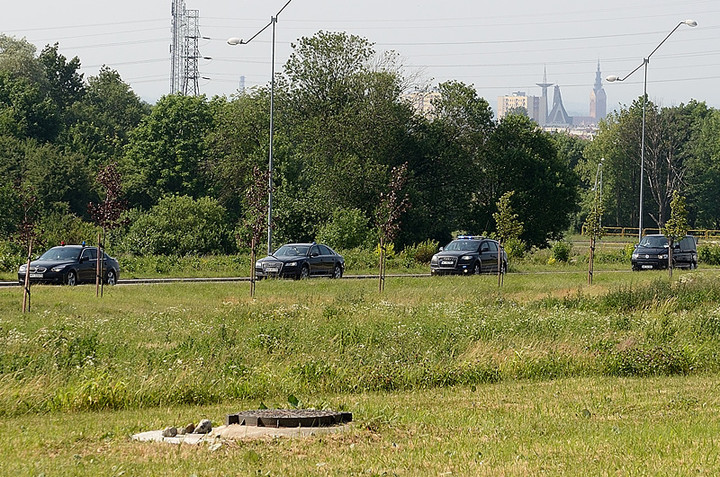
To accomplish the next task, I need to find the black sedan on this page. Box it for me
[18,244,120,286]
[255,243,344,279]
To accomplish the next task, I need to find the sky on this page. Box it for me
[2,0,719,117]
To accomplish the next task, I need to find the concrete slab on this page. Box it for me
[132,423,352,445]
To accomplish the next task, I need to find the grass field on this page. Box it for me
[3,269,720,474]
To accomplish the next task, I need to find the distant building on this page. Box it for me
[536,66,553,126]
[497,91,542,123]
[404,89,441,118]
[545,85,572,127]
[589,61,607,122]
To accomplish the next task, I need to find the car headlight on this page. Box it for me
[431,255,438,264]
[51,266,66,272]
[19,264,26,272]
[255,261,262,268]
[659,254,668,260]
[461,255,473,261]
[286,261,297,267]
[631,253,638,259]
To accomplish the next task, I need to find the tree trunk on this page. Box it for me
[250,238,256,298]
[378,236,385,293]
[588,237,595,285]
[22,240,32,313]
[96,232,102,297]
[668,239,674,279]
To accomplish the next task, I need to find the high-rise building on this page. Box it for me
[589,61,607,121]
[497,92,542,123]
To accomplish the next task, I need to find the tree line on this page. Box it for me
[1,30,719,258]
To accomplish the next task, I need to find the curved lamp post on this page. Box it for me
[606,19,697,242]
[228,0,293,255]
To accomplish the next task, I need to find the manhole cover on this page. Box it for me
[225,409,352,428]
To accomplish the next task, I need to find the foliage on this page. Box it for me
[118,195,234,256]
[551,240,572,263]
[662,190,689,243]
[315,208,374,250]
[403,239,440,264]
[493,190,524,245]
[699,244,720,265]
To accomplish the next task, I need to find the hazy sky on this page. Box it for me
[2,0,719,116]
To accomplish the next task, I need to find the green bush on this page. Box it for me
[118,195,235,256]
[699,243,720,265]
[504,237,526,259]
[315,208,374,250]
[551,240,572,263]
[403,239,440,264]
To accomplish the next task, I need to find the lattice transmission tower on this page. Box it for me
[170,0,202,95]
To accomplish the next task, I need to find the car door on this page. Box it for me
[484,241,499,271]
[318,245,334,276]
[78,248,97,282]
[307,245,324,276]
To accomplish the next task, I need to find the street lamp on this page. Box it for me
[228,0,293,255]
[606,19,697,243]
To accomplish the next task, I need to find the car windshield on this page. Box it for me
[444,240,479,252]
[638,236,668,248]
[38,247,80,261]
[274,245,309,257]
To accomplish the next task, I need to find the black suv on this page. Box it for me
[430,236,507,275]
[631,234,698,271]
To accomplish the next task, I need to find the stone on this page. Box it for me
[178,423,195,435]
[194,419,212,434]
[161,426,177,438]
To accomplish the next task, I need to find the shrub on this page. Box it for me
[551,240,572,263]
[119,195,235,256]
[403,239,439,264]
[316,208,374,250]
[504,237,526,259]
[699,243,720,265]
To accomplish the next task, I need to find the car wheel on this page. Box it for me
[473,262,481,275]
[106,269,117,285]
[299,265,310,279]
[332,264,343,279]
[66,270,77,286]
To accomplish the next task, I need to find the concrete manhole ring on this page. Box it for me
[226,409,352,428]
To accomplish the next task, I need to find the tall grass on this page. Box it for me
[2,271,720,416]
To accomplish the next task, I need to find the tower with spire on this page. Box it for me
[536,66,553,126]
[590,61,607,121]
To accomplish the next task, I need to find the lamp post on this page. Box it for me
[606,19,697,243]
[228,0,293,255]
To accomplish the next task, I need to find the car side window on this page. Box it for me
[81,248,97,260]
[488,242,498,252]
[480,242,490,252]
[319,245,332,255]
[310,245,320,257]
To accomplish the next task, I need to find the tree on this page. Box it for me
[493,190,523,285]
[583,184,604,285]
[238,166,270,298]
[122,94,217,208]
[662,190,689,279]
[375,162,410,292]
[486,114,579,247]
[88,162,126,296]
[64,67,148,166]
[38,43,85,114]
[686,108,720,228]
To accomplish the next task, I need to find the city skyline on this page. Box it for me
[2,0,718,116]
